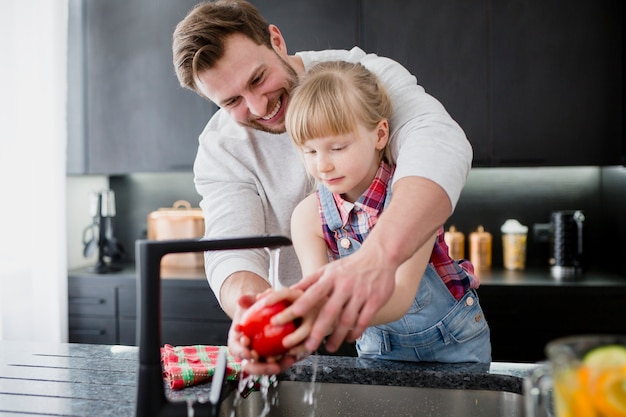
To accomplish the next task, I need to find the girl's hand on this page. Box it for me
[264,288,321,360]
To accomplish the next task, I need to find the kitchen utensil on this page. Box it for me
[469,225,492,271]
[82,191,100,257]
[147,200,205,268]
[444,225,465,259]
[83,189,124,273]
[82,222,98,257]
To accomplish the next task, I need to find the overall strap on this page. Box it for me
[318,185,361,257]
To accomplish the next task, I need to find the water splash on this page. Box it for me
[234,374,279,417]
[186,396,194,417]
[302,353,320,416]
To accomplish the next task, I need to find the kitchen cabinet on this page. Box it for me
[69,0,622,172]
[69,267,358,356]
[67,0,215,174]
[67,0,358,175]
[250,0,358,54]
[362,0,491,165]
[68,280,118,344]
[490,0,623,166]
[477,271,626,362]
[361,0,623,167]
[68,268,231,346]
[117,278,231,346]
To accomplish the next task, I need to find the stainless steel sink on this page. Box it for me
[218,381,523,417]
[137,238,529,417]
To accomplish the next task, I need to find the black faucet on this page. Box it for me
[134,235,292,417]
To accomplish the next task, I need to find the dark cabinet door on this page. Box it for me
[478,285,626,362]
[361,0,623,167]
[68,0,358,175]
[251,0,358,52]
[490,0,623,166]
[362,0,491,166]
[117,280,231,346]
[68,0,216,174]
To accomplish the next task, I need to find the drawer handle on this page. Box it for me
[69,297,106,305]
[70,329,106,335]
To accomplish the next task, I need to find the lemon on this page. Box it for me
[583,345,626,368]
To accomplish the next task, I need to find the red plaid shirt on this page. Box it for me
[319,160,478,300]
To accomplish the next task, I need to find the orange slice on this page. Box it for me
[591,365,626,417]
[573,366,599,417]
[554,368,598,417]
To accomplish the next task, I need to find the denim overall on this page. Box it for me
[318,184,491,364]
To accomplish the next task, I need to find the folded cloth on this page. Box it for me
[161,344,242,390]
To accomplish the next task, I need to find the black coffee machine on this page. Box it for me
[549,210,585,279]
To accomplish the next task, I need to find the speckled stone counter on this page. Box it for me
[0,340,539,417]
[283,355,535,393]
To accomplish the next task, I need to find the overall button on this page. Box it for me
[465,296,475,306]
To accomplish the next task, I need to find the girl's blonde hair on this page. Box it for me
[286,61,393,163]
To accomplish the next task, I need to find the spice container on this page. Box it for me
[147,200,205,268]
[444,225,465,260]
[500,219,528,271]
[469,225,492,271]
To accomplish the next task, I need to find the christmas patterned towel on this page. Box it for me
[161,344,242,390]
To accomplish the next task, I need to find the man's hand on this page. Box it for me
[226,293,257,361]
[278,242,396,353]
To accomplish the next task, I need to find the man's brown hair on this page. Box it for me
[172,0,271,94]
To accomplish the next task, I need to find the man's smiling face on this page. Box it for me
[194,33,298,134]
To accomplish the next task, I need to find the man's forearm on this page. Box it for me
[362,176,452,267]
[219,271,272,318]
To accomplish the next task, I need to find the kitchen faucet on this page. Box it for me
[135,235,292,417]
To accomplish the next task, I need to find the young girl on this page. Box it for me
[284,60,491,363]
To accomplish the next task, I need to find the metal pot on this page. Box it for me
[146,200,204,268]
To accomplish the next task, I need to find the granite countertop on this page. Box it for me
[0,340,540,417]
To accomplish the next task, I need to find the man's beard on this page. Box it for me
[239,53,298,135]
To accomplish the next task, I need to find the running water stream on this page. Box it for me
[230,247,320,416]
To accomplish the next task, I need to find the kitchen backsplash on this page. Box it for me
[448,167,601,270]
[67,166,626,275]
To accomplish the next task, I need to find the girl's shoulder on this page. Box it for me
[294,192,319,216]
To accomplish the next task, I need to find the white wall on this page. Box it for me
[0,0,69,342]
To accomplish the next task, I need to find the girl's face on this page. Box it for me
[300,120,389,202]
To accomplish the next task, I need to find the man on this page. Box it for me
[173,0,472,374]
